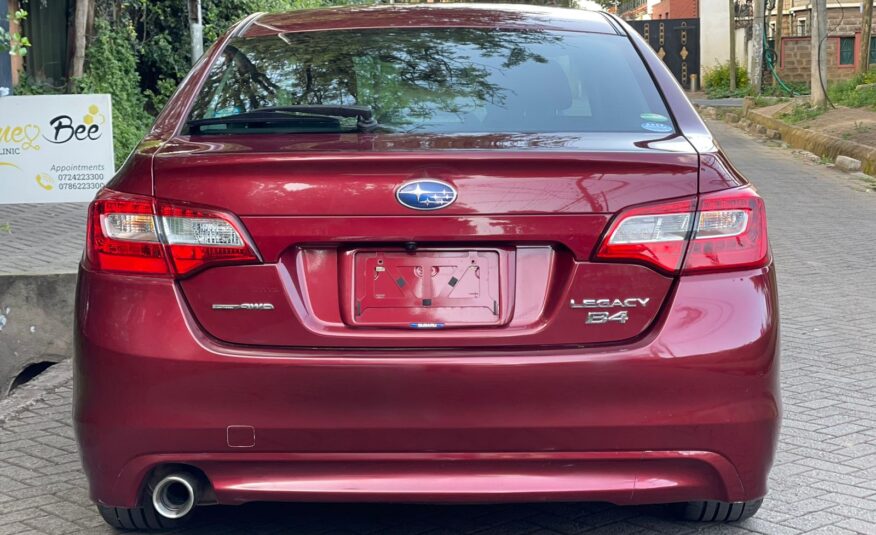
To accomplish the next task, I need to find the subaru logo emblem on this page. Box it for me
[396,180,457,211]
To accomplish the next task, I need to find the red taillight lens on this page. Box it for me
[595,187,770,274]
[595,197,697,273]
[85,189,259,277]
[85,192,169,275]
[156,202,258,276]
[683,187,770,273]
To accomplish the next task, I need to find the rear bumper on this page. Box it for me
[73,265,780,508]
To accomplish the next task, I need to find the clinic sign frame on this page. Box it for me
[0,94,114,204]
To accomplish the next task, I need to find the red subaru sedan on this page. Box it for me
[74,4,779,530]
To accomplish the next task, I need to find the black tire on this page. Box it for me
[96,480,192,531]
[673,498,763,522]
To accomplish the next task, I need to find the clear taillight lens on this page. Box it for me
[595,187,770,274]
[85,189,259,277]
[101,213,159,242]
[608,213,693,244]
[161,217,244,246]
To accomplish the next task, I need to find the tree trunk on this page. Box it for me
[860,1,874,74]
[67,0,91,92]
[729,0,737,92]
[811,0,828,108]
[752,0,765,93]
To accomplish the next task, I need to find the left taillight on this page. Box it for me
[594,186,770,274]
[85,189,259,277]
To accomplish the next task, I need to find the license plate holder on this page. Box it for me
[345,249,508,328]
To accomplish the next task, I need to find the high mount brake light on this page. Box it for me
[85,189,259,277]
[595,187,770,274]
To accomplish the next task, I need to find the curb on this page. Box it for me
[696,100,876,176]
[0,359,72,424]
[744,108,876,175]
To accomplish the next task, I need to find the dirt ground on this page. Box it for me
[762,101,876,148]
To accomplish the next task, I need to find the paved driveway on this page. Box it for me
[1,121,875,534]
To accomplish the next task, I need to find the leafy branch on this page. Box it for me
[0,9,31,56]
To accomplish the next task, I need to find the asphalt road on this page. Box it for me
[1,120,875,534]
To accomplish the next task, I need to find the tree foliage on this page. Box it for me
[75,17,152,168]
[192,28,557,130]
[74,0,354,165]
[0,9,30,56]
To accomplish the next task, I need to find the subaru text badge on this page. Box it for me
[396,180,457,211]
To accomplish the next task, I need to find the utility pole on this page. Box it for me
[187,0,204,65]
[811,0,828,107]
[752,0,765,93]
[729,0,737,92]
[861,0,874,74]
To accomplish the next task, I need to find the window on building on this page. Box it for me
[870,36,876,64]
[840,37,855,65]
[797,19,807,36]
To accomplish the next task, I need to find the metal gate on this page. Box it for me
[628,18,700,89]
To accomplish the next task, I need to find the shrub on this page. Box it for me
[75,19,152,169]
[702,62,750,98]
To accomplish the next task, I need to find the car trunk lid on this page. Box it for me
[156,133,697,349]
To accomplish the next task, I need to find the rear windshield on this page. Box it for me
[187,28,673,135]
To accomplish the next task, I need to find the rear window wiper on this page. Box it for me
[186,105,379,134]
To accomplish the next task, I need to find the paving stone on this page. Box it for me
[1,121,876,534]
[0,203,87,275]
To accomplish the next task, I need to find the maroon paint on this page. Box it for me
[74,5,780,512]
[75,265,778,507]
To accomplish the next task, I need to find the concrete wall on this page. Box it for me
[701,0,732,71]
[0,274,76,397]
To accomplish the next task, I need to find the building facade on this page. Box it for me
[769,2,876,83]
[651,0,698,20]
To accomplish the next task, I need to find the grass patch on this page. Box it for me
[827,70,876,109]
[779,105,826,124]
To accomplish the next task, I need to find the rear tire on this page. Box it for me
[96,480,193,531]
[673,499,762,522]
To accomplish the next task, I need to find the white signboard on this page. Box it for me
[0,94,114,204]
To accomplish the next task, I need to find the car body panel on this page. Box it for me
[75,265,778,507]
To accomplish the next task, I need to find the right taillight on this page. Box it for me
[683,186,770,273]
[84,189,259,277]
[595,186,770,274]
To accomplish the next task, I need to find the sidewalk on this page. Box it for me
[0,203,88,275]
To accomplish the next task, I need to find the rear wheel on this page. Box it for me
[96,479,193,531]
[673,499,762,522]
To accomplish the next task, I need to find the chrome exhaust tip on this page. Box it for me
[151,473,197,520]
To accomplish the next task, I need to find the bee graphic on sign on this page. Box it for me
[44,104,106,144]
